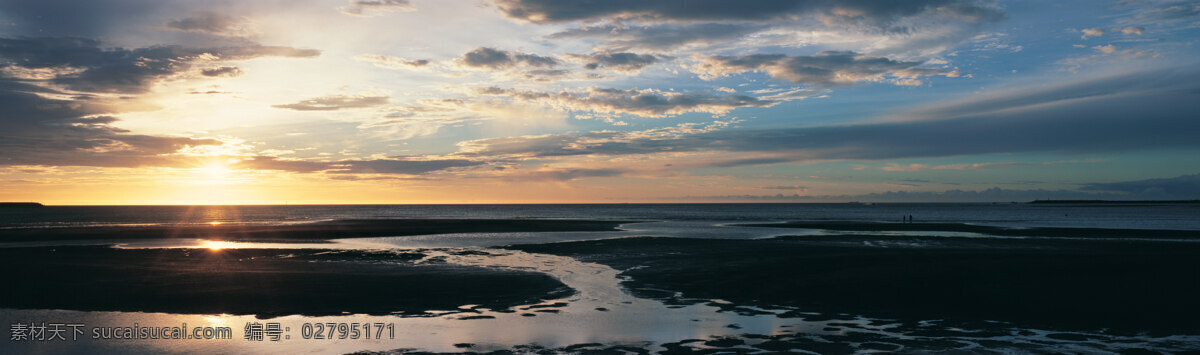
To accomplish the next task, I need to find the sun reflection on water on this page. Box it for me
[201,240,237,251]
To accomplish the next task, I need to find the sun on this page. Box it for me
[194,162,238,185]
[199,163,230,179]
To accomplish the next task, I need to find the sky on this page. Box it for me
[1,0,1199,204]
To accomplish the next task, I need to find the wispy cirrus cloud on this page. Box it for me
[474,86,777,117]
[272,93,390,111]
[339,0,415,17]
[235,156,483,175]
[355,54,431,69]
[688,51,958,86]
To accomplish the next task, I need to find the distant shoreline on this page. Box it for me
[1028,199,1200,204]
[5,200,1198,206]
[0,218,628,242]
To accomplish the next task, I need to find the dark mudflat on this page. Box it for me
[0,219,627,242]
[508,235,1200,334]
[0,246,572,318]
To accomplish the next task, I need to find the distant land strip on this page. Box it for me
[736,221,1200,239]
[1029,200,1200,204]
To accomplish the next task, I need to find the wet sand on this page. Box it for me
[508,235,1200,334]
[0,246,572,318]
[0,219,627,242]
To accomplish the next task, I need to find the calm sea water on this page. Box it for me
[2,203,1198,230]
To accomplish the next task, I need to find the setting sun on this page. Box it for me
[198,163,232,182]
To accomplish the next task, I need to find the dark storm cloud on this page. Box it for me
[0,80,220,167]
[494,0,1003,25]
[271,94,390,111]
[460,67,1200,163]
[570,51,665,72]
[690,51,956,86]
[237,156,484,175]
[1080,173,1200,198]
[547,23,765,51]
[200,66,242,77]
[460,47,559,70]
[0,37,320,93]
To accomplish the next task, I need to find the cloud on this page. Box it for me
[456,67,1200,166]
[475,86,777,117]
[496,167,628,182]
[355,54,430,69]
[0,80,220,168]
[494,0,1002,26]
[569,51,665,73]
[1126,0,1200,22]
[0,0,164,38]
[0,37,319,93]
[1093,44,1118,53]
[237,156,483,175]
[688,51,957,86]
[1080,173,1200,198]
[1081,28,1106,39]
[360,99,473,140]
[165,12,254,38]
[760,185,809,191]
[514,0,1005,64]
[340,0,415,17]
[328,158,481,174]
[459,47,559,70]
[1116,26,1145,35]
[756,88,829,101]
[547,23,766,52]
[199,66,243,77]
[879,161,1094,172]
[272,94,390,111]
[881,163,930,172]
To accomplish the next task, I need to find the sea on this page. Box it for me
[1,203,1198,354]
[3,202,1198,230]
